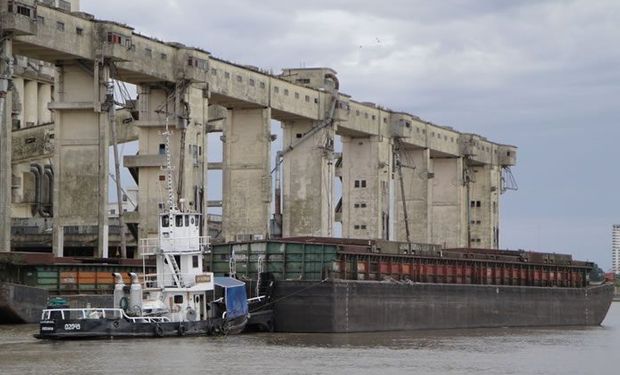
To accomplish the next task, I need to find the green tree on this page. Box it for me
[588,264,604,283]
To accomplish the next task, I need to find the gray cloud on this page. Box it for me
[84,0,620,269]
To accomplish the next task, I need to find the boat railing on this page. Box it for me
[138,236,210,256]
[41,307,171,323]
[142,271,213,289]
[247,296,267,303]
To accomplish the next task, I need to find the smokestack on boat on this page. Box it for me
[113,273,125,309]
[129,272,143,315]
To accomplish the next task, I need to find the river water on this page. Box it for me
[1,303,618,374]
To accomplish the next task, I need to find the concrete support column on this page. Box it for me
[134,85,166,241]
[341,135,392,240]
[129,84,208,241]
[394,148,432,243]
[281,120,335,237]
[431,157,467,248]
[12,76,23,128]
[51,62,109,257]
[23,79,38,127]
[467,163,501,248]
[0,38,13,252]
[37,83,52,124]
[222,108,271,242]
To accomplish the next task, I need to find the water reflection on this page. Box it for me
[254,324,604,350]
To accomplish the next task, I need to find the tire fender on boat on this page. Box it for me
[154,324,164,337]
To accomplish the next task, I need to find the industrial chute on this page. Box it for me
[270,92,339,237]
[393,138,417,250]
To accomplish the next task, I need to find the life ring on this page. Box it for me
[154,324,164,337]
[178,324,187,336]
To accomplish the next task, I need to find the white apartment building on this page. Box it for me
[613,224,620,274]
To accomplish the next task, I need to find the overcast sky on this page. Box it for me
[84,0,620,269]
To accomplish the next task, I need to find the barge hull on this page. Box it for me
[272,281,614,333]
[0,282,48,323]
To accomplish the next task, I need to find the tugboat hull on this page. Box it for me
[35,316,247,339]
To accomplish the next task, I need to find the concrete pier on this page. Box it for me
[51,62,110,257]
[282,119,336,237]
[0,0,517,255]
[222,108,272,242]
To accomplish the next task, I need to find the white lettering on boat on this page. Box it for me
[64,323,81,331]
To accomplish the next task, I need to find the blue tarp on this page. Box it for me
[214,277,248,319]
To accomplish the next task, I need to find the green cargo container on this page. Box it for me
[208,241,338,281]
[35,269,59,291]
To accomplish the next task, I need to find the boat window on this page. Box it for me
[190,216,195,225]
[162,216,169,228]
[176,215,183,227]
[174,295,183,304]
[192,256,199,268]
[185,215,189,227]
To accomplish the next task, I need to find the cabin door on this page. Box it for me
[198,294,205,320]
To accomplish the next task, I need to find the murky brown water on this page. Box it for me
[1,303,618,374]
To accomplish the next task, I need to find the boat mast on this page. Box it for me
[163,115,177,221]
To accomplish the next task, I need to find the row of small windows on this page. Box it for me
[16,5,32,17]
[107,32,132,48]
[331,108,466,146]
[354,179,367,188]
[36,16,84,36]
[273,86,318,103]
[187,56,208,70]
[353,203,367,208]
[161,215,197,228]
[353,225,368,230]
[144,48,168,61]
[470,200,482,208]
[470,220,482,225]
[471,238,482,243]
[211,68,321,104]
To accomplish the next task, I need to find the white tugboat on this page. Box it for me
[35,125,249,339]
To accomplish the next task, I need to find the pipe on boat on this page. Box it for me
[113,273,125,309]
[129,272,143,315]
